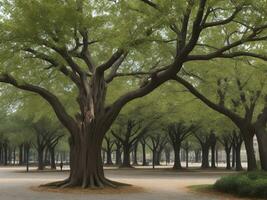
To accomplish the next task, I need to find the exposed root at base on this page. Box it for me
[41,179,70,188]
[40,178,131,190]
[33,182,144,194]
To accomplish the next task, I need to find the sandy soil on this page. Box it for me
[0,166,249,200]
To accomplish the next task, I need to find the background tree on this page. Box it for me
[167,121,195,169]
[175,59,267,170]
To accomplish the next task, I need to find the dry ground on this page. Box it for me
[0,166,248,200]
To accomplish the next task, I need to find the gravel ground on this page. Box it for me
[0,166,241,200]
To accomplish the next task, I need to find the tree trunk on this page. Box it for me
[194,149,200,163]
[201,144,209,169]
[255,128,267,171]
[115,143,122,165]
[121,145,131,167]
[61,127,117,189]
[3,143,7,165]
[210,144,216,168]
[225,148,231,170]
[232,146,236,168]
[24,145,28,165]
[44,148,50,165]
[37,149,44,170]
[215,148,218,167]
[165,148,170,165]
[25,144,30,172]
[102,150,106,164]
[185,148,189,168]
[50,147,56,170]
[141,143,147,166]
[132,143,138,165]
[46,74,129,188]
[19,144,23,165]
[209,133,216,168]
[152,149,155,169]
[67,136,104,188]
[0,145,2,165]
[243,135,257,171]
[106,148,113,165]
[235,142,243,171]
[173,145,182,169]
[155,151,161,166]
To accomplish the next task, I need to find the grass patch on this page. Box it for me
[214,171,267,199]
[188,184,214,192]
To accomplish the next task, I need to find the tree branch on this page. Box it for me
[139,0,158,9]
[173,75,242,124]
[181,0,207,56]
[97,49,124,73]
[0,74,77,134]
[202,6,242,28]
[23,48,81,86]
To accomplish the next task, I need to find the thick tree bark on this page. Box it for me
[62,126,118,188]
[102,150,106,164]
[255,130,267,171]
[254,108,267,171]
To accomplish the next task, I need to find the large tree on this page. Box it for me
[174,61,267,170]
[167,121,195,169]
[0,0,266,188]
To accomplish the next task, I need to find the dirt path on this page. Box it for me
[0,167,241,200]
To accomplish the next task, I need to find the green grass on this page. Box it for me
[214,171,267,199]
[188,184,214,191]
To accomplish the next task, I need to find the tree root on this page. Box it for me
[41,176,130,189]
[40,179,70,187]
[60,181,77,188]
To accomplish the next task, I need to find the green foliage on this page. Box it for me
[0,0,266,155]
[214,172,267,198]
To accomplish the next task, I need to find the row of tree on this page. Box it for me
[0,0,266,188]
